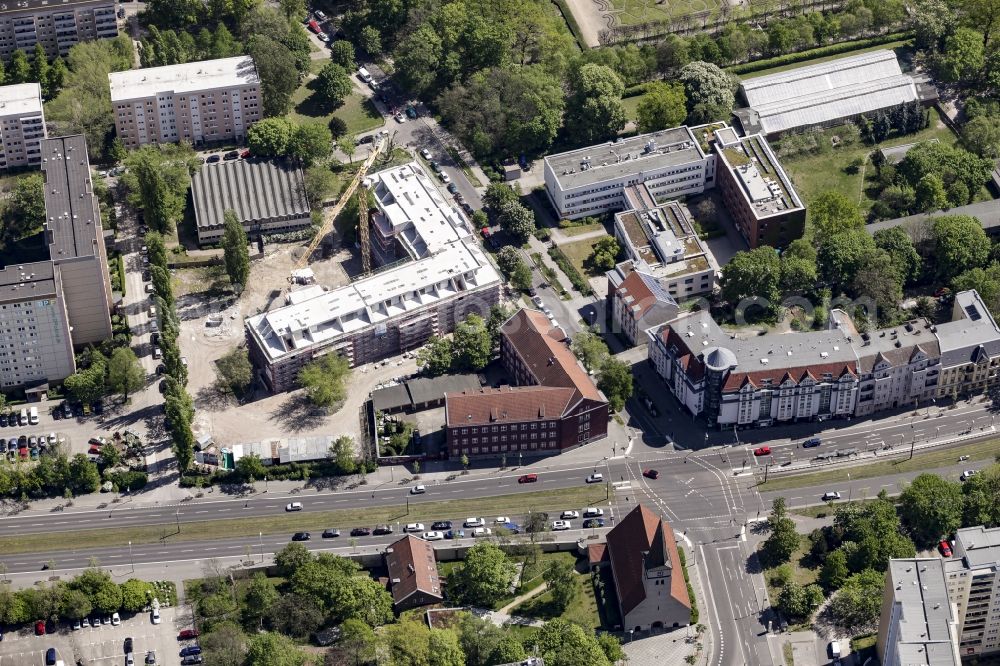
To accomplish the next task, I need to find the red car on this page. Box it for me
[939,540,953,557]
[35,620,45,635]
[642,469,659,479]
[178,629,200,640]
[517,474,538,484]
[239,149,250,159]
[753,446,772,456]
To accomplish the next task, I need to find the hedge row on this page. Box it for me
[180,458,377,488]
[728,32,913,76]
[547,247,594,296]
[678,547,699,624]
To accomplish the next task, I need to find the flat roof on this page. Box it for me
[545,126,704,192]
[0,83,42,117]
[956,526,1000,569]
[715,135,803,218]
[0,0,111,15]
[109,56,258,102]
[887,559,960,666]
[936,290,1000,366]
[740,50,919,135]
[40,136,103,260]
[0,261,56,302]
[191,158,309,231]
[614,201,711,279]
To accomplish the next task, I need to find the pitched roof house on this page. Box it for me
[384,535,444,611]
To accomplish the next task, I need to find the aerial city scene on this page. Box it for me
[0,0,999,664]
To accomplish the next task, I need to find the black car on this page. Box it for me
[142,271,151,282]
[0,413,7,427]
[431,521,452,530]
[446,182,458,194]
[373,525,393,535]
[124,638,134,654]
[46,648,58,665]
[181,657,204,665]
[583,518,605,529]
[350,527,371,537]
[802,437,822,448]
[179,646,202,657]
[321,529,340,538]
[356,134,374,145]
[205,154,221,163]
[223,151,239,161]
[291,532,310,541]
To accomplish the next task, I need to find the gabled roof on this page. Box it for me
[444,386,578,426]
[500,309,605,404]
[722,362,856,391]
[384,535,443,606]
[606,504,690,616]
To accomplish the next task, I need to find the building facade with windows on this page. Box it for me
[0,134,112,389]
[109,57,261,148]
[0,83,45,170]
[647,290,999,428]
[246,163,501,392]
[443,309,609,458]
[944,526,1000,657]
[0,0,117,62]
[877,558,961,666]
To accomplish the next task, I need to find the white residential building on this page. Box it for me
[877,559,961,666]
[946,526,1000,658]
[110,57,261,148]
[0,83,45,169]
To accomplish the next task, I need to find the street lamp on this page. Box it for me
[259,532,264,563]
[263,476,268,493]
[128,541,134,573]
[847,472,852,503]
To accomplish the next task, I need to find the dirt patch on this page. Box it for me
[562,0,607,47]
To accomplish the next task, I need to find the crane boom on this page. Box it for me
[294,137,385,270]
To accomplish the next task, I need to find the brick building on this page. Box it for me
[384,535,444,612]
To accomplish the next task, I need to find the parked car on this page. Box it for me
[350,527,372,537]
[463,517,485,528]
[177,629,200,640]
[961,470,978,481]
[240,149,250,159]
[802,437,822,448]
[111,612,121,625]
[939,540,953,557]
[181,657,204,665]
[561,510,580,520]
[471,527,492,537]
[583,507,604,518]
[444,529,465,539]
[46,648,58,665]
[446,182,458,194]
[151,608,160,624]
[145,651,157,665]
[753,446,771,456]
[124,638,133,653]
[179,646,202,657]
[422,531,444,541]
[551,520,570,531]
[420,149,432,160]
[583,518,605,528]
[223,150,239,160]
[431,521,452,530]
[439,172,451,184]
[403,523,425,533]
[206,154,221,163]
[373,525,393,535]
[35,620,45,635]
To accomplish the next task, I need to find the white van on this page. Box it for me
[357,67,372,83]
[28,406,37,425]
[18,408,27,426]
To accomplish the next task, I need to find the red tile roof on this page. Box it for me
[384,535,443,606]
[444,385,577,426]
[661,325,706,382]
[501,309,604,403]
[588,543,609,566]
[721,362,856,391]
[617,270,657,320]
[606,504,690,616]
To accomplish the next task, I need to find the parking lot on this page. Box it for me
[0,607,191,666]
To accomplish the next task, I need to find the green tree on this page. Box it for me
[852,251,903,325]
[303,164,337,208]
[809,190,865,245]
[383,620,431,665]
[571,330,610,372]
[933,215,991,281]
[329,41,356,70]
[597,633,625,664]
[829,569,884,629]
[497,200,536,244]
[817,230,879,292]
[483,183,520,219]
[416,336,454,376]
[119,579,154,612]
[315,62,353,109]
[963,114,1000,158]
[248,35,300,116]
[589,236,620,271]
[776,581,823,621]
[70,568,122,614]
[235,453,267,482]
[31,44,49,94]
[298,353,351,407]
[898,142,993,206]
[763,515,799,565]
[121,144,197,233]
[899,473,964,547]
[221,210,250,290]
[511,262,532,291]
[243,573,279,629]
[3,173,46,246]
[69,454,101,494]
[8,49,29,84]
[359,25,381,55]
[107,347,145,401]
[64,357,107,406]
[819,549,849,592]
[338,618,376,666]
[448,543,517,606]
[679,61,736,124]
[59,588,93,620]
[289,121,332,165]
[248,117,294,157]
[636,81,688,133]
[543,558,577,612]
[873,227,922,286]
[564,63,627,144]
[393,24,443,98]
[597,357,632,412]
[452,314,492,371]
[458,613,526,665]
[536,618,612,666]
[938,27,985,81]
[779,255,817,296]
[915,173,949,212]
[245,631,308,666]
[329,435,357,475]
[277,0,305,21]
[99,442,121,468]
[214,347,253,397]
[46,57,67,98]
[201,622,248,666]
[274,542,313,576]
[429,628,466,666]
[720,246,782,309]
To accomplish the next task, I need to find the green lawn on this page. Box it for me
[513,556,600,630]
[760,435,1000,493]
[560,222,607,237]
[779,108,959,211]
[289,78,384,137]
[557,236,603,277]
[763,535,820,628]
[622,95,643,123]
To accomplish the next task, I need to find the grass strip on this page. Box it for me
[0,486,609,555]
[548,246,593,296]
[729,32,913,77]
[760,436,1000,493]
[445,147,483,188]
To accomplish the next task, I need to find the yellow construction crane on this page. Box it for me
[358,188,371,275]
[293,137,385,271]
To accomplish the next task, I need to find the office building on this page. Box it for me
[191,158,311,245]
[589,504,691,633]
[543,126,714,220]
[734,50,938,137]
[0,0,117,62]
[0,83,45,169]
[876,559,961,666]
[444,308,609,458]
[109,56,261,148]
[245,162,501,392]
[647,290,998,428]
[0,135,112,389]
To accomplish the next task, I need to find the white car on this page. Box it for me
[464,517,485,528]
[561,510,580,520]
[495,516,510,524]
[821,491,841,501]
[404,523,425,533]
[440,172,452,184]
[583,507,604,518]
[410,484,426,494]
[422,531,444,541]
[552,520,571,531]
[961,470,978,481]
[472,527,492,537]
[285,502,303,512]
[420,149,433,160]
[111,612,121,626]
[150,608,160,624]
[586,473,604,484]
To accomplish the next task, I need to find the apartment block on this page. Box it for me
[944,526,1000,657]
[877,559,961,666]
[0,0,117,62]
[0,135,112,389]
[647,290,998,428]
[245,162,501,392]
[0,83,44,170]
[444,309,609,459]
[110,57,261,149]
